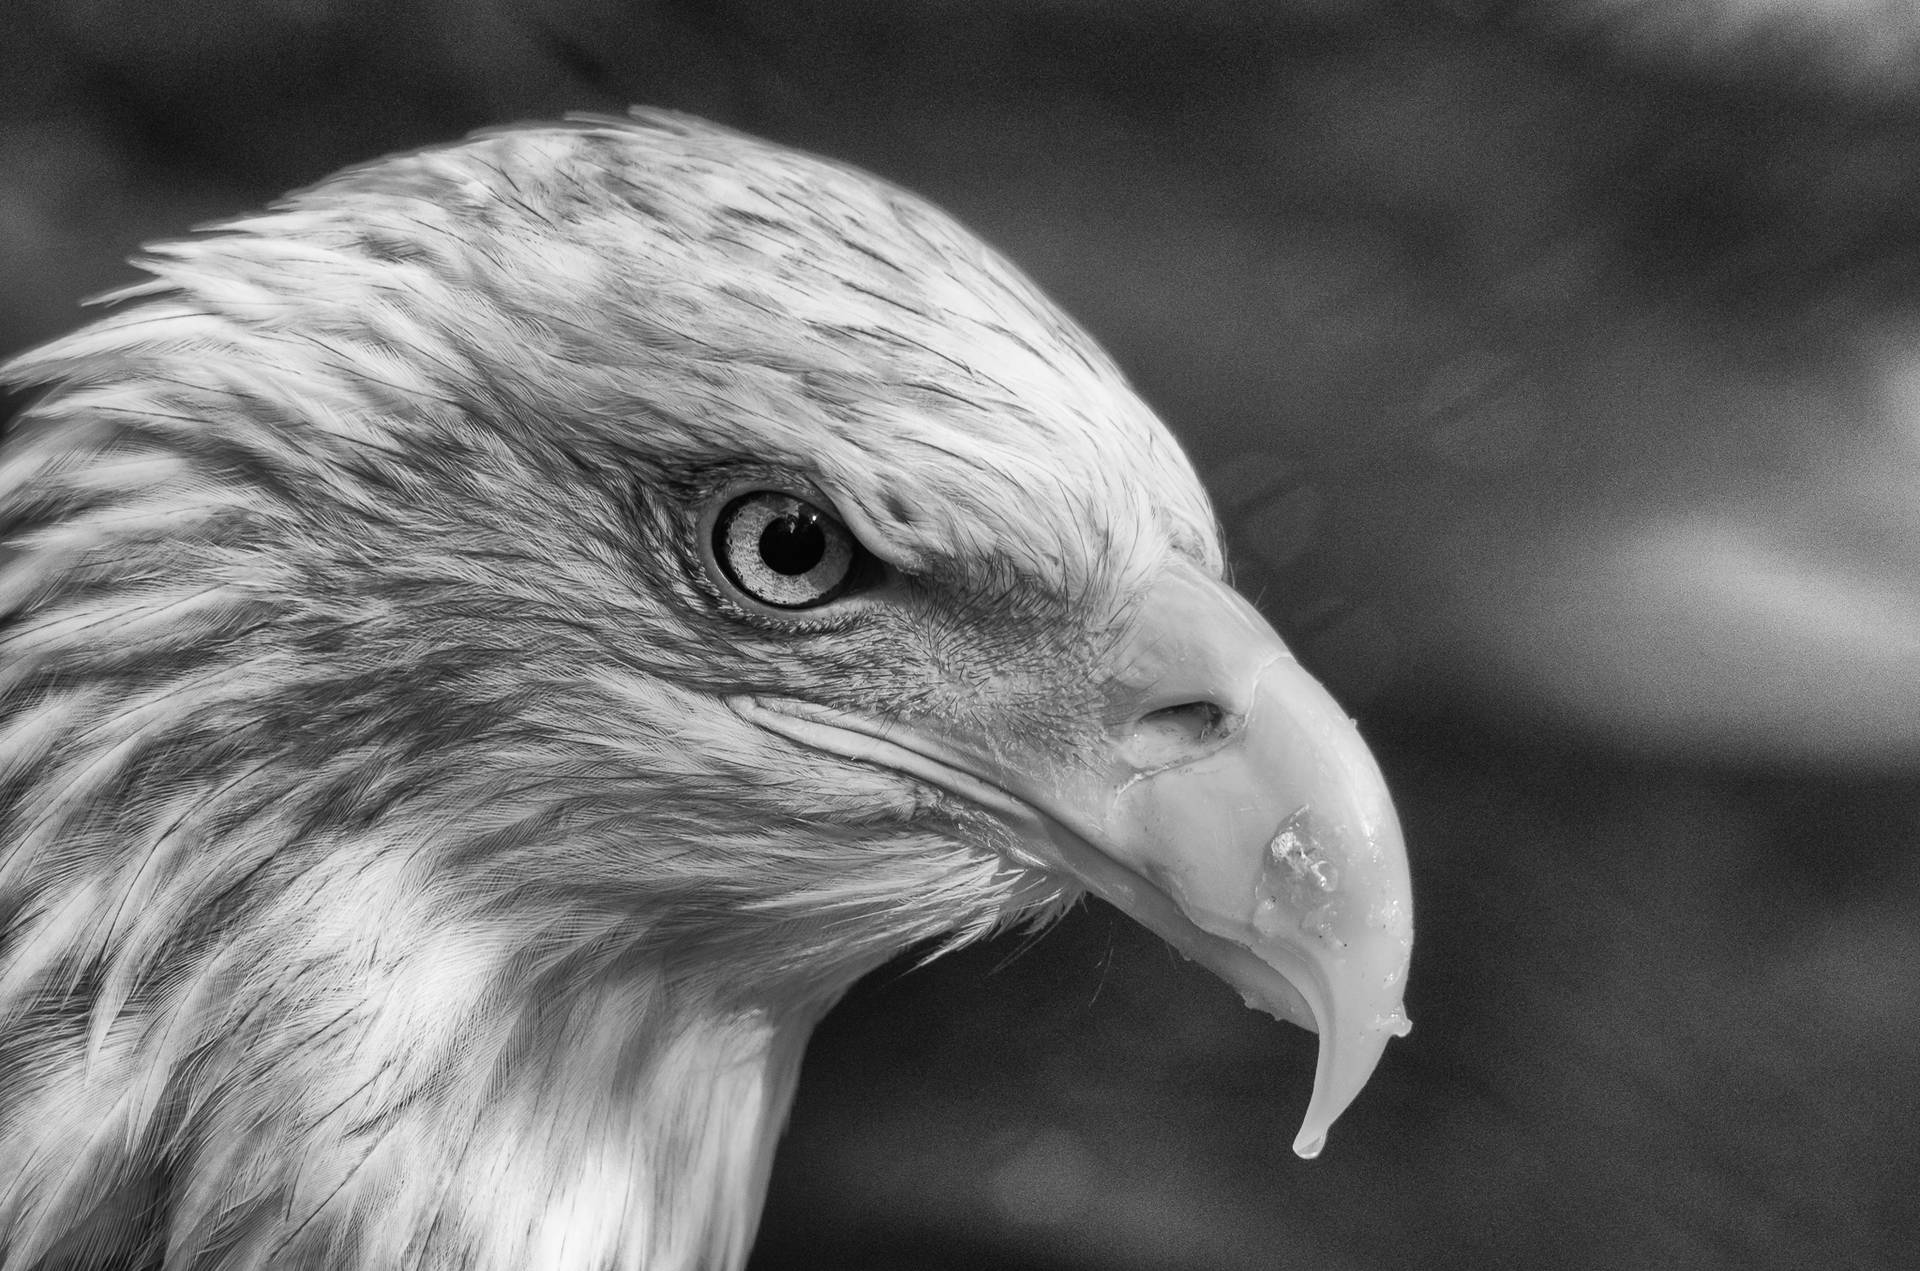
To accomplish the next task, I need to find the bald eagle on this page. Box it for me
[0,111,1412,1271]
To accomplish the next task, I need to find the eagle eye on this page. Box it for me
[711,491,869,610]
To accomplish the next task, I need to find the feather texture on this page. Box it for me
[0,110,1221,1269]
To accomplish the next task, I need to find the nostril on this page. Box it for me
[1123,700,1231,769]
[1141,700,1226,738]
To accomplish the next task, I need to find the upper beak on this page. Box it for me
[731,559,1413,1158]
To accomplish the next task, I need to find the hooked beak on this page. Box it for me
[731,560,1413,1158]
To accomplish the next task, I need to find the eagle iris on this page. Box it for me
[715,491,860,608]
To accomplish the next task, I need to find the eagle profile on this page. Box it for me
[0,111,1412,1270]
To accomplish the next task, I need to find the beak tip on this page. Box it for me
[1291,1001,1413,1159]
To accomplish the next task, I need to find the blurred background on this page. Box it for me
[4,1,1917,1266]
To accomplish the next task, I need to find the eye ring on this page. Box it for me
[709,490,870,610]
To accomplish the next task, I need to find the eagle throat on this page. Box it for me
[3,903,826,1271]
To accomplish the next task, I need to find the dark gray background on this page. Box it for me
[4,2,1916,1267]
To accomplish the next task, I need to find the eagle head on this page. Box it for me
[0,111,1411,1270]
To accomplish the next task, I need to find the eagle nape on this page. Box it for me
[0,109,1412,1269]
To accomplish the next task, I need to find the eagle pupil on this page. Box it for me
[760,513,825,576]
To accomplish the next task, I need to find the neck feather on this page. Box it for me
[2,939,826,1271]
[404,981,816,1271]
